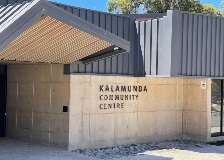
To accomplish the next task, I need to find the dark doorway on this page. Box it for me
[211,79,224,137]
[0,66,6,137]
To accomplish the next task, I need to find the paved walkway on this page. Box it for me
[0,138,224,160]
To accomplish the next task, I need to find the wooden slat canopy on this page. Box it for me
[0,16,112,64]
[0,0,130,64]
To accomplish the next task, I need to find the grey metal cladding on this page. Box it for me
[138,10,224,78]
[136,18,164,76]
[169,11,224,78]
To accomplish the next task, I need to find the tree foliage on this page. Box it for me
[144,0,202,13]
[107,0,223,16]
[202,4,223,16]
[107,0,142,14]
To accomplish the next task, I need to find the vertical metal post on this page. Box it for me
[221,80,223,134]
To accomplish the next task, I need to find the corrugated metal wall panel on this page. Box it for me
[135,18,163,77]
[220,19,224,77]
[135,10,224,78]
[151,20,158,75]
[157,19,163,75]
[144,21,151,75]
[167,11,224,78]
[215,18,221,77]
[192,15,198,76]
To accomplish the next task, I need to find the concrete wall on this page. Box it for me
[6,64,211,149]
[183,79,211,142]
[68,76,210,150]
[6,64,70,146]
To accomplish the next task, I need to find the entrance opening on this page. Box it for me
[0,65,6,137]
[211,79,224,137]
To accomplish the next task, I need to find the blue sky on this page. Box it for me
[50,0,222,12]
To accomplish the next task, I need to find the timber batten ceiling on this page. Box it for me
[0,0,130,64]
[0,16,111,63]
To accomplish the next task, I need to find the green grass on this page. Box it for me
[208,140,224,146]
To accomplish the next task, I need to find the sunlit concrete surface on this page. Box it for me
[0,138,224,160]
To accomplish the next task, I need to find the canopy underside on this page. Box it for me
[0,16,112,64]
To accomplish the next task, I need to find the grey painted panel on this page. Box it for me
[112,15,118,35]
[65,6,72,13]
[135,21,140,75]
[86,63,92,73]
[161,16,171,75]
[123,53,129,74]
[151,19,158,75]
[196,15,203,75]
[117,54,123,74]
[2,0,8,5]
[157,19,163,75]
[211,17,217,77]
[100,13,106,29]
[118,16,124,38]
[145,21,151,75]
[92,61,99,73]
[128,19,135,75]
[215,18,221,77]
[111,56,118,74]
[58,4,65,10]
[123,18,130,41]
[182,14,188,75]
[87,10,93,22]
[170,11,183,75]
[71,63,79,73]
[139,21,145,75]
[99,59,105,74]
[187,14,193,76]
[206,16,212,76]
[192,15,198,76]
[93,12,100,26]
[201,16,207,76]
[73,8,80,16]
[105,58,111,74]
[79,63,86,73]
[80,9,87,20]
[169,11,224,78]
[220,18,224,76]
[106,14,112,32]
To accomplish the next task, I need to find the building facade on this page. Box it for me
[0,0,223,150]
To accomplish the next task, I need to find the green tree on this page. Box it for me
[107,0,223,15]
[202,4,223,16]
[220,0,224,13]
[107,0,143,14]
[144,0,202,13]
